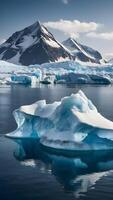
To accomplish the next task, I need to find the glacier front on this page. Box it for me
[1,60,113,85]
[6,90,113,151]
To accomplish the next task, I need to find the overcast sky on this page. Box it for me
[0,0,113,58]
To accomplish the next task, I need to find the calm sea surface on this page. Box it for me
[0,84,113,200]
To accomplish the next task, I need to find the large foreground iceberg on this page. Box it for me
[6,90,113,150]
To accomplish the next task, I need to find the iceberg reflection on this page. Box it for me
[11,138,113,198]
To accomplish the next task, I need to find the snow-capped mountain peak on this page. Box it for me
[62,37,79,51]
[0,21,106,65]
[0,21,72,65]
[62,37,105,64]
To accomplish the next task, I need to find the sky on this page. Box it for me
[0,0,113,58]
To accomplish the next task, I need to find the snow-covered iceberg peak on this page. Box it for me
[20,99,60,118]
[52,90,97,116]
[19,90,97,118]
[6,90,113,151]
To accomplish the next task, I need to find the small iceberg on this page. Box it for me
[6,90,113,151]
[57,73,111,85]
[7,74,39,85]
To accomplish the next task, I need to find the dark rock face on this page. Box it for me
[0,21,72,65]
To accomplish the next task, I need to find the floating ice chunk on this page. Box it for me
[10,75,31,85]
[7,74,39,85]
[6,90,113,151]
[58,73,111,84]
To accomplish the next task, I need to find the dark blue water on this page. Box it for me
[0,84,113,200]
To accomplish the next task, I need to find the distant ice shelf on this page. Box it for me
[30,60,113,85]
[0,60,113,85]
[6,90,113,151]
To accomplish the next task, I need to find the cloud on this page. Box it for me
[61,0,73,4]
[87,32,113,40]
[62,0,69,4]
[0,39,6,44]
[44,19,100,39]
[104,53,113,60]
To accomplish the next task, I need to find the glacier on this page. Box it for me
[30,60,113,84]
[1,59,113,85]
[6,90,113,151]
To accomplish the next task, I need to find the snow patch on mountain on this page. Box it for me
[42,36,60,48]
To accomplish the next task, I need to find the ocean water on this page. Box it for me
[0,84,113,200]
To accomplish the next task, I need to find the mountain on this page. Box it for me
[0,21,106,65]
[0,21,72,65]
[62,37,105,64]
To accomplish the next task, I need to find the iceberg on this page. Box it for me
[0,60,42,85]
[7,74,39,85]
[6,90,113,151]
[56,73,111,84]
